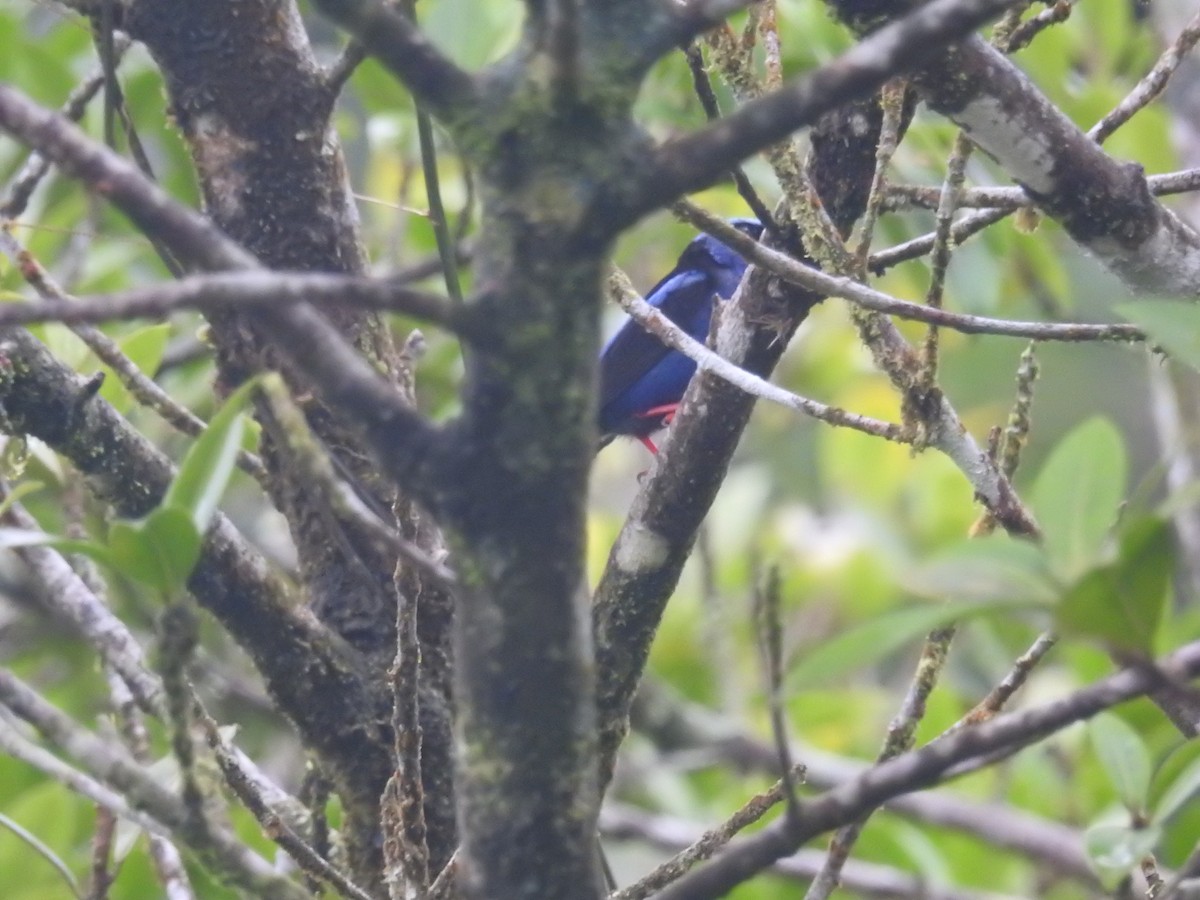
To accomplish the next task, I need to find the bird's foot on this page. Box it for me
[631,403,679,458]
[637,402,679,424]
[635,403,679,430]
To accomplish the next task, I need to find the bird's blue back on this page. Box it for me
[598,219,762,442]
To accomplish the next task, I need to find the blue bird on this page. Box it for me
[598,218,763,453]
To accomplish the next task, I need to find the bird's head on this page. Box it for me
[689,217,763,271]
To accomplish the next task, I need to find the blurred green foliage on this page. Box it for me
[2,0,1198,897]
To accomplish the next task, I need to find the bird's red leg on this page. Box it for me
[637,434,659,454]
[631,403,679,455]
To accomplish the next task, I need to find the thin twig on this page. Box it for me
[87,794,117,900]
[105,672,197,900]
[606,267,910,443]
[885,170,1200,211]
[258,374,457,587]
[0,706,168,838]
[704,19,816,248]
[973,343,1038,536]
[414,108,464,306]
[0,669,306,898]
[629,678,1097,882]
[870,205,1013,272]
[0,36,129,219]
[0,225,269,485]
[1142,851,1165,898]
[682,44,775,230]
[0,488,165,717]
[653,640,1200,900]
[753,564,800,823]
[325,41,370,98]
[804,626,958,900]
[1090,9,1200,145]
[943,632,1058,735]
[609,766,807,900]
[602,802,1024,899]
[1002,0,1074,53]
[1159,843,1200,898]
[0,252,460,331]
[987,0,1035,49]
[191,705,374,900]
[851,79,908,266]
[381,492,432,897]
[919,132,974,392]
[157,604,210,838]
[671,204,1145,343]
[0,807,84,899]
[427,849,459,900]
[687,190,1042,530]
[89,10,183,278]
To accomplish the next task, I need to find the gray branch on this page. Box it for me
[616,0,1022,222]
[0,669,309,900]
[653,642,1200,899]
[629,678,1098,885]
[0,84,444,508]
[310,0,480,125]
[902,29,1200,295]
[601,803,1026,900]
[0,269,460,332]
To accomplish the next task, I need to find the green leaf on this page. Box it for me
[0,480,43,519]
[1154,753,1200,823]
[1084,822,1161,888]
[164,376,259,535]
[142,507,203,591]
[1089,713,1152,812]
[902,536,1058,605]
[787,599,1025,688]
[108,510,201,594]
[96,323,171,413]
[0,377,254,595]
[1117,301,1200,372]
[1031,417,1127,579]
[108,521,164,591]
[1056,517,1173,653]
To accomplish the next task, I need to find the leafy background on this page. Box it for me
[2,0,1199,897]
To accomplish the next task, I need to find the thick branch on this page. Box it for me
[0,329,397,818]
[0,85,444,505]
[310,0,480,126]
[0,669,309,900]
[655,0,761,54]
[0,497,163,718]
[0,269,460,331]
[619,0,1020,221]
[630,678,1097,885]
[594,96,886,789]
[112,4,462,875]
[661,215,1145,343]
[829,6,1200,295]
[601,803,1026,900]
[654,642,1200,899]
